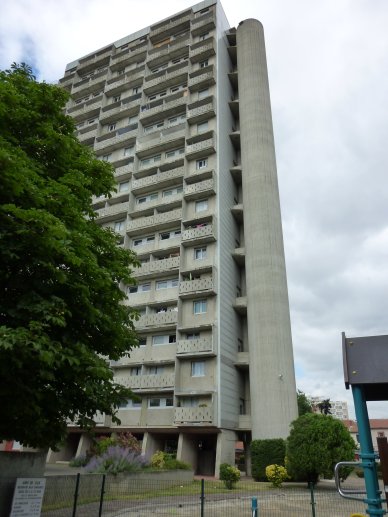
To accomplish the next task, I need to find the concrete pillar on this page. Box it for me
[76,433,92,458]
[236,19,298,439]
[215,430,237,477]
[177,433,197,472]
[142,432,160,459]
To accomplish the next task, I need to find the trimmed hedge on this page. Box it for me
[251,439,286,481]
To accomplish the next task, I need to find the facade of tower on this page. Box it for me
[54,0,298,475]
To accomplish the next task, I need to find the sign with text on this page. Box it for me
[10,478,46,516]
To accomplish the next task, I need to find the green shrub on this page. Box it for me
[85,446,148,475]
[69,455,89,467]
[251,439,286,481]
[150,451,191,470]
[265,464,289,487]
[219,463,240,489]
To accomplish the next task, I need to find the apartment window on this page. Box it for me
[196,158,208,170]
[144,120,164,133]
[140,154,161,166]
[148,365,164,375]
[138,338,147,347]
[113,95,121,103]
[120,399,141,409]
[199,32,209,41]
[118,181,129,192]
[148,397,173,408]
[182,397,199,407]
[133,86,141,94]
[87,118,95,125]
[101,154,112,162]
[162,186,183,197]
[195,199,208,213]
[159,229,181,240]
[114,220,125,232]
[139,283,151,292]
[186,333,200,340]
[130,366,142,376]
[128,285,138,294]
[191,361,205,377]
[193,299,207,314]
[197,121,208,133]
[168,114,186,125]
[199,59,209,68]
[156,278,179,290]
[123,146,134,156]
[118,69,125,75]
[198,88,209,100]
[194,246,207,260]
[137,192,158,204]
[148,90,166,101]
[133,235,155,247]
[108,123,116,132]
[165,148,185,159]
[152,334,176,345]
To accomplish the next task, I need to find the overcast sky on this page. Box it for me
[1,0,388,419]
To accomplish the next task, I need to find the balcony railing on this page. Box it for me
[72,70,107,94]
[94,126,138,152]
[114,163,134,178]
[133,256,180,278]
[116,373,175,390]
[188,70,215,90]
[105,69,145,93]
[150,13,191,38]
[187,99,215,123]
[179,277,215,297]
[135,310,178,329]
[95,201,129,220]
[185,137,216,159]
[147,36,190,64]
[144,67,188,90]
[189,39,215,62]
[77,49,112,71]
[67,99,102,116]
[136,127,185,154]
[182,223,216,244]
[132,166,184,193]
[127,208,182,234]
[183,177,216,200]
[139,96,187,121]
[176,337,214,356]
[174,405,214,425]
[131,192,183,215]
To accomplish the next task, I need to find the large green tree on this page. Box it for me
[286,413,355,483]
[0,64,139,449]
[297,390,313,416]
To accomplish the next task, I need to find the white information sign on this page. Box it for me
[10,478,46,516]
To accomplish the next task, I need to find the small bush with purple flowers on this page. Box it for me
[85,445,149,475]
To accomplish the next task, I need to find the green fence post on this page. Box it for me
[72,473,80,517]
[309,482,316,517]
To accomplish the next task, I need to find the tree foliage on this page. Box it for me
[297,390,313,416]
[0,63,139,449]
[317,399,332,415]
[286,413,355,483]
[250,438,286,481]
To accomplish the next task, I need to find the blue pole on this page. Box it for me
[352,385,386,516]
[251,497,258,517]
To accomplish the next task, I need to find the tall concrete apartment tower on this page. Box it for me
[56,0,297,475]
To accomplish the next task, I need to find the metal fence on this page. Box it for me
[34,475,375,517]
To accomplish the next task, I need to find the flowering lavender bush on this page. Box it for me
[85,445,149,475]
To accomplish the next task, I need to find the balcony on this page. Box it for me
[233,296,247,315]
[139,95,187,124]
[72,70,107,95]
[59,73,75,90]
[188,68,215,91]
[174,405,214,425]
[94,126,138,153]
[116,373,175,391]
[105,69,145,94]
[110,46,147,70]
[131,236,181,256]
[127,208,182,234]
[179,276,216,299]
[231,203,243,222]
[135,310,178,329]
[133,256,180,279]
[131,192,183,217]
[232,247,245,266]
[185,136,216,160]
[229,97,239,118]
[132,166,184,195]
[77,49,112,73]
[182,223,216,246]
[234,352,249,369]
[136,126,185,156]
[100,95,142,124]
[238,414,251,430]
[76,124,98,143]
[176,337,215,356]
[95,201,129,222]
[114,163,134,179]
[149,12,191,41]
[230,164,242,184]
[187,98,216,124]
[191,12,216,36]
[67,99,102,119]
[147,36,190,66]
[144,67,188,92]
[189,38,216,63]
[184,176,216,200]
[230,129,241,150]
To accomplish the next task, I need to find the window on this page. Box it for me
[118,69,125,76]
[130,366,142,376]
[133,235,155,247]
[194,299,207,314]
[162,186,183,197]
[191,361,205,377]
[114,220,125,232]
[113,95,121,103]
[196,158,208,170]
[138,338,147,347]
[186,333,200,340]
[195,199,208,213]
[165,148,185,159]
[101,154,112,162]
[194,247,207,260]
[118,181,129,192]
[159,229,181,240]
[148,365,164,375]
[133,86,141,94]
[182,397,199,407]
[87,118,95,125]
[168,114,186,125]
[140,154,161,167]
[199,32,209,41]
[152,334,176,345]
[138,283,151,292]
[198,88,209,100]
[108,123,116,132]
[199,59,209,68]
[156,278,179,290]
[137,192,158,204]
[148,90,166,101]
[123,146,134,156]
[120,399,141,409]
[148,397,173,408]
[197,121,208,133]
